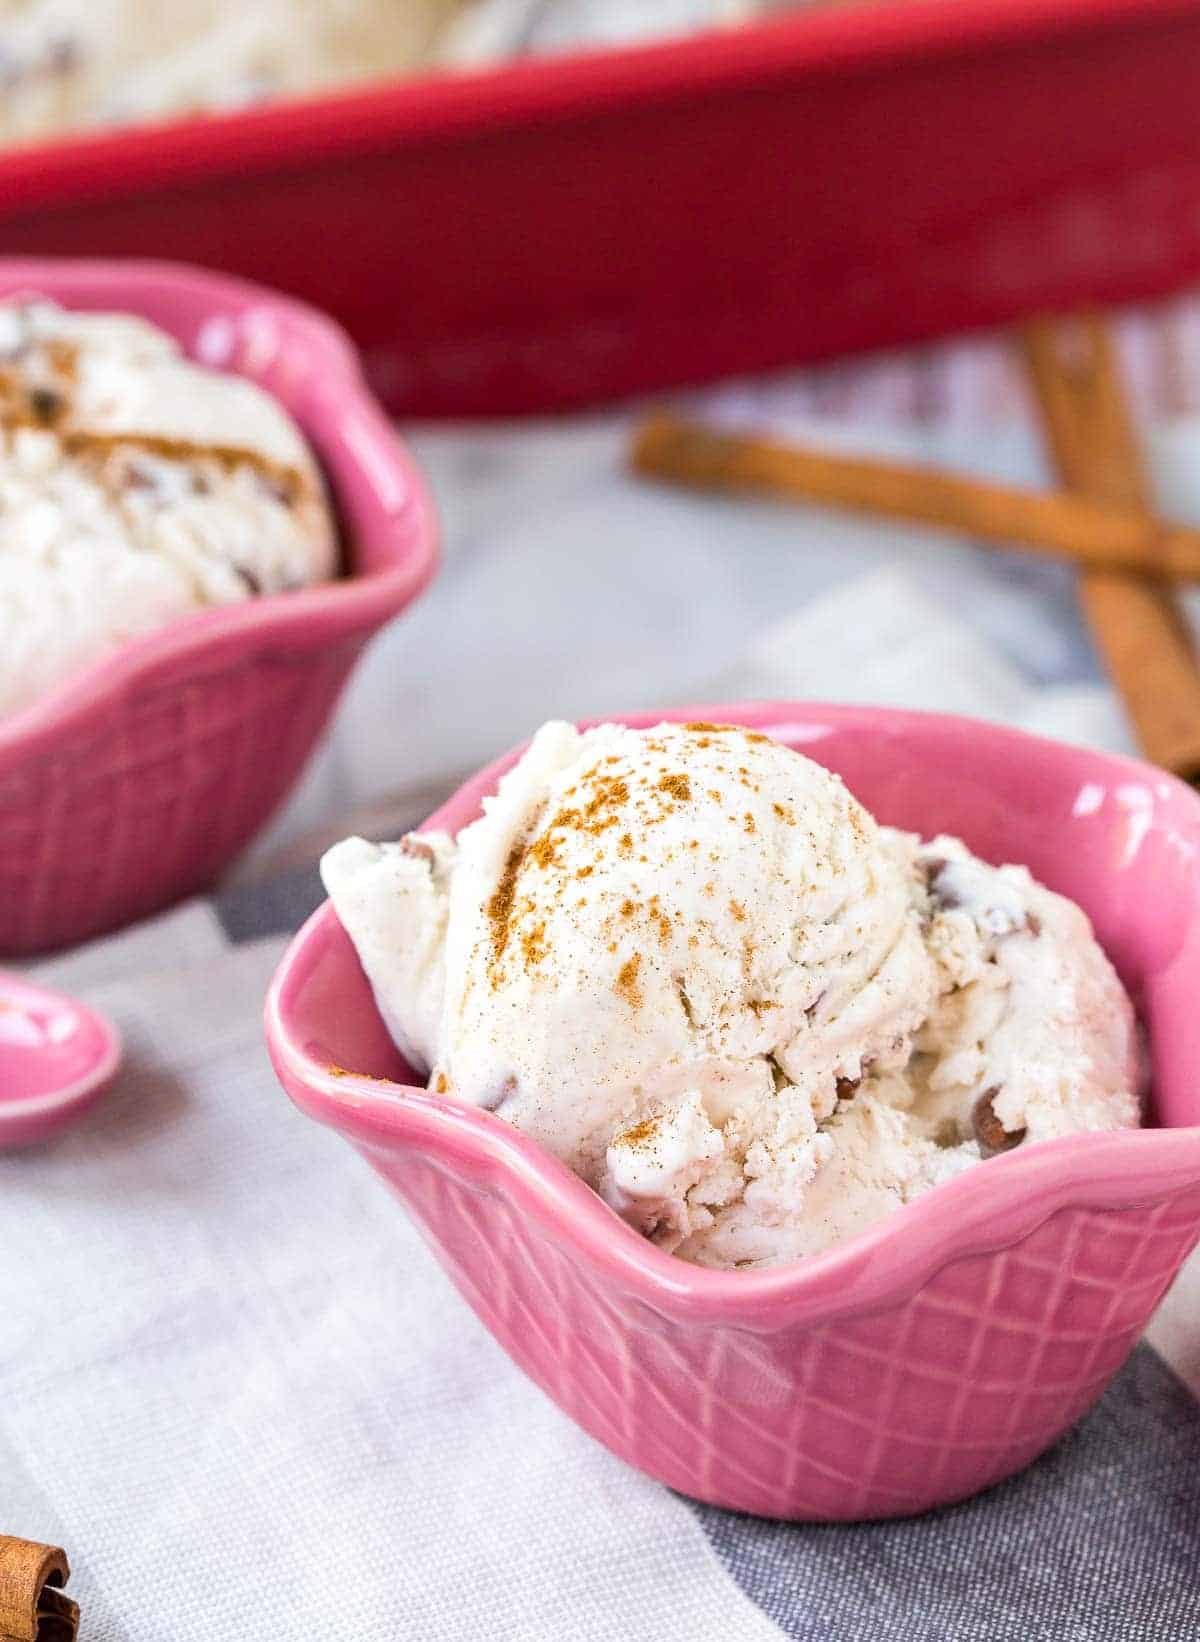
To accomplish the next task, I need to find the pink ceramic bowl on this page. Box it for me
[0,258,438,956]
[265,703,1200,1522]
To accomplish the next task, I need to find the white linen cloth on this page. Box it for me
[1,914,783,1642]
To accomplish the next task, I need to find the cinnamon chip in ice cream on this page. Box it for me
[973,1088,1026,1156]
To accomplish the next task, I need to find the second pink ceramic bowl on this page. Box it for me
[0,258,438,955]
[266,704,1200,1521]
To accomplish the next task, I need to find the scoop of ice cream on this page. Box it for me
[0,300,337,715]
[324,721,1142,1269]
[324,721,941,1244]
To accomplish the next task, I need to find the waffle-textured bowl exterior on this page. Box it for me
[0,260,438,955]
[265,704,1200,1521]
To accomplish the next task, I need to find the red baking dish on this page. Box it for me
[0,0,1198,416]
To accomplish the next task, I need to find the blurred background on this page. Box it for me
[9,0,1200,887]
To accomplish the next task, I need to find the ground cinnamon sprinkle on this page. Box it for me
[646,894,671,944]
[615,952,643,1008]
[520,921,548,968]
[486,844,525,974]
[586,775,629,816]
[45,337,79,377]
[683,722,770,745]
[847,805,870,846]
[529,833,560,870]
[479,725,792,996]
[657,772,692,801]
[614,1113,661,1149]
[79,432,304,501]
[0,378,306,501]
[547,779,627,841]
[326,1063,392,1083]
[2,314,305,504]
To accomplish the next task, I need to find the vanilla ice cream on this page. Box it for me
[322,721,1141,1268]
[0,0,466,145]
[0,300,337,716]
[441,0,756,66]
[0,1,780,149]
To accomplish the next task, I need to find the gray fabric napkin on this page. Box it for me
[697,1347,1200,1642]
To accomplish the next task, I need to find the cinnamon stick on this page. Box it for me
[0,1537,77,1642]
[1022,315,1200,778]
[631,411,1200,582]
